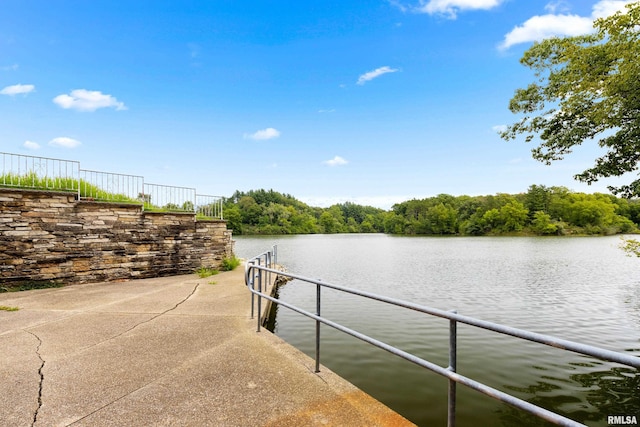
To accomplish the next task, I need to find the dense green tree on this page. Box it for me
[383,212,406,234]
[425,203,458,234]
[319,211,342,233]
[223,204,243,233]
[501,3,640,197]
[237,196,261,225]
[525,185,551,218]
[531,211,558,235]
[226,188,638,236]
[499,200,529,232]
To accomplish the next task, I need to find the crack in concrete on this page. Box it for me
[64,283,203,358]
[25,331,45,427]
[16,283,200,427]
[103,282,201,339]
[65,284,202,426]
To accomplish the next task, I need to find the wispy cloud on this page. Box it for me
[499,0,634,50]
[416,0,503,18]
[1,64,19,71]
[187,43,202,66]
[23,140,40,150]
[318,108,336,113]
[187,43,200,59]
[492,124,508,133]
[544,1,570,14]
[49,137,81,148]
[323,155,349,166]
[357,66,399,85]
[244,127,281,140]
[1,83,35,96]
[53,89,127,112]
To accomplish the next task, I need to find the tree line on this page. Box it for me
[222,186,640,236]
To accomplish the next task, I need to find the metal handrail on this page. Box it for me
[245,247,640,427]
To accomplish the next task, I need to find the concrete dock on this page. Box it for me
[0,266,415,426]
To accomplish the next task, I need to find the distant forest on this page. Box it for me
[222,186,640,236]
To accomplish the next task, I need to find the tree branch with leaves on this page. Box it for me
[501,2,640,197]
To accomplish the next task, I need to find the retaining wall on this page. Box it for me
[0,188,233,286]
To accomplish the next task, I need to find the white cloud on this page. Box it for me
[323,156,349,166]
[23,140,40,150]
[544,1,570,14]
[492,124,508,133]
[1,64,19,71]
[53,89,126,112]
[49,137,81,148]
[500,0,634,50]
[416,0,503,18]
[500,14,594,49]
[592,0,632,19]
[1,83,35,96]
[318,108,336,113]
[244,127,281,140]
[357,66,399,85]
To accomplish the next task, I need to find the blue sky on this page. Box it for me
[1,0,635,209]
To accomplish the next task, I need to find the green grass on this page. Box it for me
[196,267,219,278]
[220,255,241,271]
[208,281,218,285]
[1,172,78,192]
[0,280,64,293]
[1,173,140,203]
[0,305,19,311]
[1,173,224,215]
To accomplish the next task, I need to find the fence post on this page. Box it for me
[448,309,458,427]
[256,258,262,332]
[267,252,271,289]
[249,262,255,320]
[315,281,321,373]
[273,244,277,267]
[77,161,81,200]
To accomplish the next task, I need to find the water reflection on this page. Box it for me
[500,362,640,426]
[237,235,640,427]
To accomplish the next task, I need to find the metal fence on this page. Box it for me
[1,152,80,195]
[245,246,640,427]
[0,152,223,218]
[196,194,224,219]
[79,169,144,203]
[143,183,196,212]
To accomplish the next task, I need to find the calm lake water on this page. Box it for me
[234,234,640,427]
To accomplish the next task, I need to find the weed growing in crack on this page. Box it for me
[196,267,219,278]
[0,305,19,311]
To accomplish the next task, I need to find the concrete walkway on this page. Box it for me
[0,266,415,426]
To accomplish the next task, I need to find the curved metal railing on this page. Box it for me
[244,246,640,427]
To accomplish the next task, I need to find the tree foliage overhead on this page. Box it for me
[501,2,640,197]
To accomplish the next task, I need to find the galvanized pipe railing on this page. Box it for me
[245,247,640,427]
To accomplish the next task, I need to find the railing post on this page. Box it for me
[249,262,255,319]
[315,281,321,373]
[257,258,262,332]
[77,161,81,200]
[273,244,277,267]
[267,251,272,289]
[448,309,457,427]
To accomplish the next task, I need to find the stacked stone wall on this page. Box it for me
[0,188,233,286]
